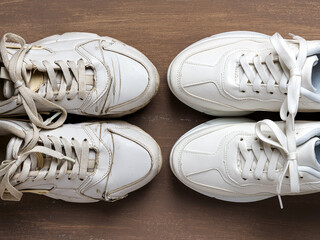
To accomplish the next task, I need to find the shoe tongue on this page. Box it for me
[30,67,95,92]
[301,55,318,92]
[297,137,320,171]
[307,40,320,56]
[0,62,95,100]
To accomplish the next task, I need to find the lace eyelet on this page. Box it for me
[67,98,71,101]
[285,176,289,178]
[241,90,246,93]
[79,178,84,181]
[71,137,75,141]
[255,91,260,93]
[84,138,88,142]
[300,176,303,179]
[68,178,71,180]
[269,92,274,95]
[240,138,244,141]
[242,178,247,181]
[257,178,261,181]
[267,136,271,139]
[254,138,258,141]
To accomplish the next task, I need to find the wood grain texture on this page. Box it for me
[0,0,320,239]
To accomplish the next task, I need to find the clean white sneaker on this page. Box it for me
[170,118,320,207]
[0,33,159,129]
[168,31,320,117]
[0,120,162,202]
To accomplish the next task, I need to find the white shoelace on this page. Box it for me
[0,124,91,201]
[239,33,307,101]
[240,33,320,107]
[0,33,89,129]
[239,33,315,208]
[239,119,301,208]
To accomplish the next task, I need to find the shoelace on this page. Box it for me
[240,33,320,111]
[239,33,307,101]
[239,119,300,208]
[0,33,88,129]
[0,124,91,201]
[239,33,317,207]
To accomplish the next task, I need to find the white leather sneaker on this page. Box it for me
[0,120,162,202]
[168,31,320,117]
[170,118,320,207]
[0,33,159,129]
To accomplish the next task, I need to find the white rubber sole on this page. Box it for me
[167,31,269,117]
[170,118,274,203]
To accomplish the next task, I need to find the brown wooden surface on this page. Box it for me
[0,0,320,239]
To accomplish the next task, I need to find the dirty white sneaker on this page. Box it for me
[168,31,320,117]
[0,120,162,202]
[0,33,159,129]
[170,118,320,207]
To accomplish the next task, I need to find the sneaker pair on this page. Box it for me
[0,33,162,202]
[168,31,320,207]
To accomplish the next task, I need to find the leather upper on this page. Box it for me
[168,31,320,115]
[2,120,162,202]
[171,119,320,199]
[0,32,159,117]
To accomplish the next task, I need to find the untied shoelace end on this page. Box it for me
[278,195,284,209]
[61,156,76,164]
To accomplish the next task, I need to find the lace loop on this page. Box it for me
[254,119,300,208]
[270,33,307,121]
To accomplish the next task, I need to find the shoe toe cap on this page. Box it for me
[105,44,159,116]
[170,133,216,185]
[170,122,233,194]
[168,48,220,112]
[105,123,162,200]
